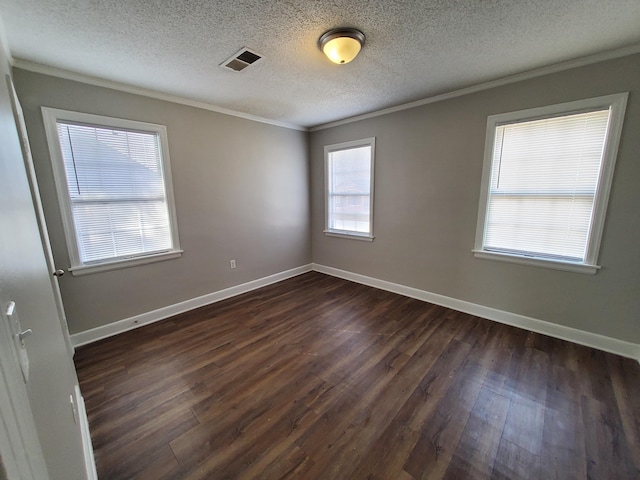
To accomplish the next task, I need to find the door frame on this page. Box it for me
[6,75,74,356]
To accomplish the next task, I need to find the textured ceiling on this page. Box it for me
[1,0,639,128]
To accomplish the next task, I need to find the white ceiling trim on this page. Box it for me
[12,42,640,134]
[310,43,640,132]
[11,58,308,132]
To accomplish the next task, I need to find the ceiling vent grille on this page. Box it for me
[220,47,263,72]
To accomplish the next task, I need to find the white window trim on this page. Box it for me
[324,137,376,240]
[42,107,182,275]
[473,93,628,274]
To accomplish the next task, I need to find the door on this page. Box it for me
[6,76,74,356]
[0,73,97,479]
[0,299,49,479]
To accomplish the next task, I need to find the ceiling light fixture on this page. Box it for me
[319,28,365,65]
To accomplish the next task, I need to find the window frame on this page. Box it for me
[324,137,376,241]
[473,93,628,274]
[42,107,182,276]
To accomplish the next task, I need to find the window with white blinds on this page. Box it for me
[42,108,181,274]
[474,93,628,274]
[325,138,375,240]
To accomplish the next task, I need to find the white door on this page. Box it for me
[6,77,74,357]
[0,74,97,479]
[0,301,49,479]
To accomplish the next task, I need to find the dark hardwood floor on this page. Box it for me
[74,272,640,479]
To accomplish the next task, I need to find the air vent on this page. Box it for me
[220,47,263,72]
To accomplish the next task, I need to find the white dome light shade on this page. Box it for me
[319,28,365,65]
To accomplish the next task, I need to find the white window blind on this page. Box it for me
[43,107,181,274]
[57,122,173,263]
[484,109,610,261]
[325,138,375,239]
[474,93,628,273]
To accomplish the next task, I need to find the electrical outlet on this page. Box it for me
[230,259,236,269]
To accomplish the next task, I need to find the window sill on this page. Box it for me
[324,230,375,242]
[472,250,599,274]
[69,250,183,276]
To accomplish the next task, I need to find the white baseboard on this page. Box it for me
[312,263,640,362]
[71,262,639,362]
[70,264,312,347]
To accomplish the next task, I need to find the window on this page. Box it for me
[325,138,375,240]
[474,93,627,274]
[42,108,182,275]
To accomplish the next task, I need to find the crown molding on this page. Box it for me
[11,58,308,132]
[310,43,640,131]
[11,42,640,134]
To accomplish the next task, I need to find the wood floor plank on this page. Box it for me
[491,438,540,480]
[252,444,315,480]
[74,272,640,479]
[131,445,180,480]
[582,395,639,479]
[402,357,483,480]
[606,354,640,471]
[444,387,510,480]
[539,365,586,480]
[499,346,548,457]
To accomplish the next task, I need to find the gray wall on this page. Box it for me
[14,68,310,334]
[0,44,87,478]
[310,53,640,344]
[14,54,640,345]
